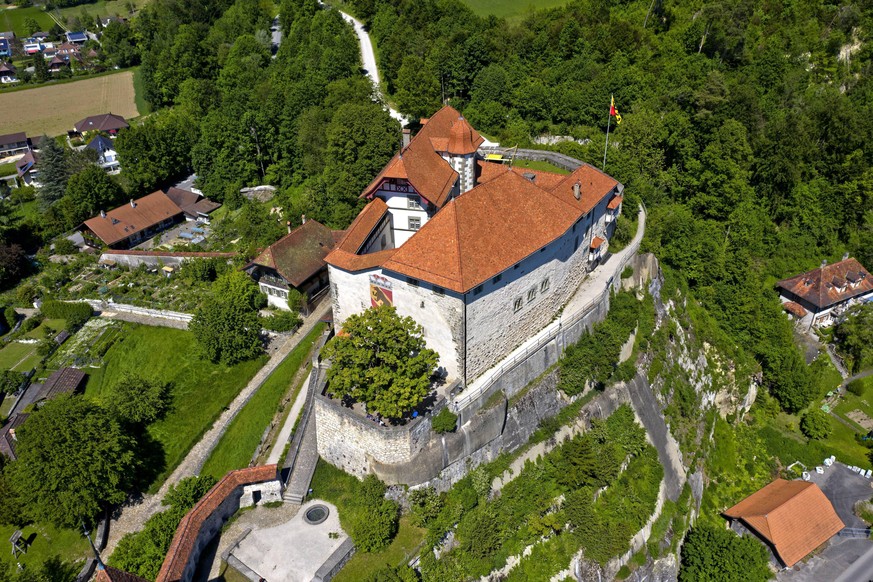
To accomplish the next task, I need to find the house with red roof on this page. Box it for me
[82,191,185,249]
[325,106,624,384]
[777,257,873,327]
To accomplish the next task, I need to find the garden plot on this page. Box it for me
[43,318,123,374]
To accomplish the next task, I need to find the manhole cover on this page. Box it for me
[304,504,329,525]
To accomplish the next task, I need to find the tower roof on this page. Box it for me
[447,116,478,155]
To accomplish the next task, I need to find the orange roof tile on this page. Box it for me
[549,164,619,214]
[157,465,278,582]
[476,160,568,191]
[325,199,397,272]
[251,219,339,287]
[777,258,873,311]
[447,116,479,155]
[783,301,808,318]
[416,106,484,151]
[607,195,623,210]
[383,171,582,293]
[590,236,606,250]
[84,192,184,246]
[95,566,148,582]
[723,479,844,567]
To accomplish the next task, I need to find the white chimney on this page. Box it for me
[100,209,106,218]
[843,252,850,261]
[287,221,292,234]
[573,182,581,201]
[402,128,411,148]
[301,214,307,224]
[130,199,136,208]
[821,259,828,268]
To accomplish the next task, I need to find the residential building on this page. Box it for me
[164,187,222,221]
[0,62,16,84]
[777,257,873,327]
[0,413,28,460]
[15,149,39,186]
[48,55,69,73]
[0,38,10,58]
[325,106,623,384]
[724,478,844,567]
[74,113,129,136]
[245,218,343,311]
[86,134,120,173]
[23,38,51,54]
[95,565,147,582]
[82,191,185,249]
[35,367,86,402]
[0,132,28,158]
[66,31,88,44]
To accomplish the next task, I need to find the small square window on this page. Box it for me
[513,298,523,312]
[540,279,550,293]
[433,286,444,296]
[407,278,419,287]
[409,217,421,230]
[527,288,537,303]
[473,285,483,295]
[513,263,520,270]
[407,195,422,209]
[492,274,502,285]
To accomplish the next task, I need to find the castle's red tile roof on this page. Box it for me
[251,219,339,287]
[326,199,396,272]
[476,160,567,190]
[550,164,620,214]
[447,116,479,155]
[590,236,606,250]
[777,258,873,310]
[723,479,844,567]
[157,465,279,582]
[84,192,183,246]
[382,171,582,293]
[607,195,623,210]
[95,566,148,582]
[418,106,484,152]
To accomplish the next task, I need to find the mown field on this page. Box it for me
[462,0,568,19]
[0,70,140,137]
[0,6,55,37]
[57,0,149,22]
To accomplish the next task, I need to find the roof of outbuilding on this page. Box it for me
[723,478,845,567]
[777,258,873,310]
[326,199,396,273]
[95,566,149,582]
[0,132,26,147]
[251,219,339,287]
[382,170,583,293]
[37,367,86,401]
[157,465,278,582]
[83,191,184,246]
[74,113,128,133]
[0,413,28,460]
[783,301,808,318]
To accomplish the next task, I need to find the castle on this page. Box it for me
[325,106,624,387]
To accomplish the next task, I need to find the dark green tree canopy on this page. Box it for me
[322,306,438,420]
[190,271,263,365]
[7,394,138,527]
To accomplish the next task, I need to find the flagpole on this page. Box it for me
[602,95,612,171]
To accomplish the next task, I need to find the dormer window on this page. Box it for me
[407,195,422,210]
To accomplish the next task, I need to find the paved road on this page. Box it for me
[835,542,873,582]
[104,304,330,556]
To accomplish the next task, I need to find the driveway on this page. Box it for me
[806,462,873,529]
[778,537,873,582]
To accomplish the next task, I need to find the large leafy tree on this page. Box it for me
[322,306,438,420]
[190,271,263,365]
[7,395,137,527]
[835,303,873,374]
[679,524,771,582]
[57,165,125,229]
[35,137,67,207]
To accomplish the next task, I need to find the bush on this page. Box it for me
[260,310,302,332]
[621,265,634,279]
[432,407,458,433]
[409,487,444,527]
[52,238,77,255]
[347,475,399,552]
[847,379,866,397]
[21,314,43,332]
[0,370,25,394]
[800,409,831,440]
[40,300,93,329]
[3,306,16,331]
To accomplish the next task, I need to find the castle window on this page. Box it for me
[409,216,421,230]
[492,274,502,285]
[513,297,523,312]
[473,285,483,295]
[527,287,537,303]
[407,195,422,210]
[433,286,445,296]
[541,279,550,293]
[407,278,419,287]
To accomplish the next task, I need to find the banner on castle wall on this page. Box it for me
[369,274,393,308]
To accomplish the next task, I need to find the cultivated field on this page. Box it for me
[462,0,568,19]
[0,71,139,137]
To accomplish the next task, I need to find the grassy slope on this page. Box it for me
[511,158,571,175]
[0,522,88,570]
[56,0,150,22]
[462,0,568,20]
[201,323,325,479]
[310,460,426,580]
[85,324,266,490]
[0,6,54,37]
[131,65,150,116]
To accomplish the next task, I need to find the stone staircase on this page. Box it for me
[283,423,319,503]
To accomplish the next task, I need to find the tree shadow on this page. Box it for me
[130,427,167,493]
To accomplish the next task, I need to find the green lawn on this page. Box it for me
[24,319,65,339]
[56,0,149,23]
[131,65,150,116]
[462,0,568,19]
[0,161,15,177]
[0,522,88,571]
[310,460,426,580]
[201,323,325,479]
[0,341,39,372]
[85,324,267,490]
[0,6,55,37]
[511,158,570,175]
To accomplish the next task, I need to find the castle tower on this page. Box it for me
[447,116,478,194]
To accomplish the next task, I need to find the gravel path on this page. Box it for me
[266,370,311,464]
[103,304,330,556]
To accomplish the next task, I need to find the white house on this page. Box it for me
[85,135,120,173]
[325,106,623,385]
[777,257,873,327]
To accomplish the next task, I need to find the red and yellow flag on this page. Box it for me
[610,95,622,125]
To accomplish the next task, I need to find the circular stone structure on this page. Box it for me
[304,504,329,525]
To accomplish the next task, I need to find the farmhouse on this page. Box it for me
[66,31,88,44]
[245,218,342,312]
[83,191,185,249]
[325,106,623,384]
[0,62,17,84]
[777,257,873,327]
[724,478,844,567]
[0,132,29,158]
[74,113,129,136]
[86,135,120,173]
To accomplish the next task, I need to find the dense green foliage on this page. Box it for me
[835,303,873,373]
[0,370,24,395]
[679,524,771,582]
[322,306,439,420]
[39,300,93,331]
[110,475,216,580]
[6,395,137,527]
[260,309,303,332]
[431,406,458,433]
[190,271,263,365]
[105,373,172,426]
[800,408,832,440]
